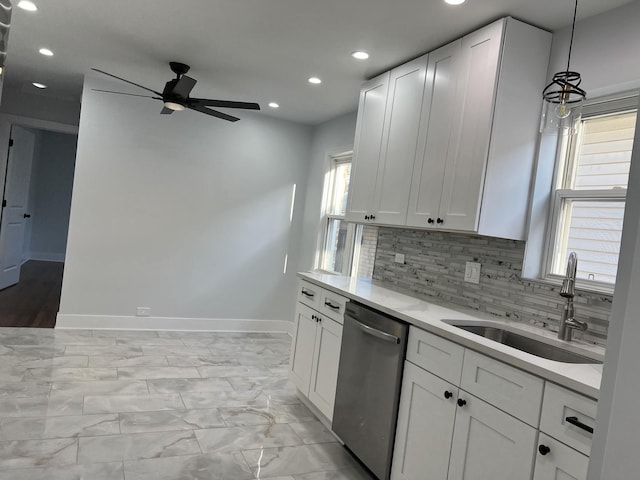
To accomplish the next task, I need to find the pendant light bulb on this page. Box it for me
[554,102,571,119]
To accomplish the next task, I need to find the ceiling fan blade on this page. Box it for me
[188,98,260,110]
[188,104,240,122]
[92,89,161,100]
[91,68,163,96]
[161,107,174,115]
[173,75,197,98]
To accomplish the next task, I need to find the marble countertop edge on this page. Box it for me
[298,271,603,400]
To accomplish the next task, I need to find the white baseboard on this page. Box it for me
[56,314,292,334]
[29,252,65,263]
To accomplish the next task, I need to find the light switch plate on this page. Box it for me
[464,262,481,284]
[395,253,405,264]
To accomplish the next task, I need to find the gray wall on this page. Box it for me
[24,130,77,261]
[59,74,313,324]
[299,111,357,271]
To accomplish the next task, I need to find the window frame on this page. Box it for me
[316,151,356,276]
[541,92,638,293]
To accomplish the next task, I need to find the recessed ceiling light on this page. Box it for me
[268,102,280,108]
[17,1,38,11]
[39,48,54,57]
[308,77,322,85]
[352,51,370,60]
[444,0,466,4]
[32,82,47,89]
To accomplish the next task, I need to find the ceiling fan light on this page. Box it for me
[164,101,185,111]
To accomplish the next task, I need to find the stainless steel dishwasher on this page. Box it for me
[332,301,408,480]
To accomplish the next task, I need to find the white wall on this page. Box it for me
[548,1,640,97]
[298,111,357,270]
[58,75,312,329]
[23,130,77,262]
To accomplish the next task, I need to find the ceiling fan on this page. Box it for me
[91,62,260,122]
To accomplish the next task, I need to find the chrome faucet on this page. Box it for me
[558,252,588,341]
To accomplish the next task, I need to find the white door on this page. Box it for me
[391,362,458,480]
[289,303,318,394]
[373,55,428,225]
[346,72,389,223]
[439,20,504,232]
[447,392,537,480]
[406,40,461,228]
[0,126,36,290]
[533,434,589,480]
[308,315,343,420]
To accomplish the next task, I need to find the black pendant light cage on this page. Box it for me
[542,0,586,107]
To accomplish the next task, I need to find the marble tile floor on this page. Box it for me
[0,328,375,480]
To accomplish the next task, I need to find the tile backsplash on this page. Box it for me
[372,228,612,346]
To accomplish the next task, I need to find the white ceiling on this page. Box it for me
[3,0,636,125]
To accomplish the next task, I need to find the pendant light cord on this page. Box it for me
[566,0,578,74]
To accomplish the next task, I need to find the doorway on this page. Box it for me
[0,124,78,327]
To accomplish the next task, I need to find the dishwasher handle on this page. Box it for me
[353,319,401,344]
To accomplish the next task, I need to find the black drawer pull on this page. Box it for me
[324,301,340,310]
[457,398,467,407]
[538,445,551,456]
[444,391,453,399]
[565,416,594,434]
[301,289,315,298]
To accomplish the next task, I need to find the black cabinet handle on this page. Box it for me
[457,398,467,407]
[370,215,375,221]
[24,213,31,219]
[427,218,434,224]
[301,290,314,298]
[364,215,370,220]
[444,391,453,399]
[324,301,340,310]
[538,445,551,456]
[436,218,444,224]
[565,416,594,434]
[311,314,316,321]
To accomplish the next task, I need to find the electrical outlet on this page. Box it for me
[136,307,151,317]
[395,253,405,264]
[464,262,481,284]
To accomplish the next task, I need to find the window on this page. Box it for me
[545,94,638,289]
[318,153,378,277]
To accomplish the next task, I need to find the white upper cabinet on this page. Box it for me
[346,73,390,222]
[407,40,461,228]
[372,55,428,225]
[351,17,551,240]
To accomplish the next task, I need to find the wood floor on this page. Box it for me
[0,260,63,328]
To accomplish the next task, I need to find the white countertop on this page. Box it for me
[299,271,604,399]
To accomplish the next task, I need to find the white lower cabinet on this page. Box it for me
[391,362,458,480]
[447,393,536,480]
[533,433,589,480]
[289,294,345,420]
[392,327,595,480]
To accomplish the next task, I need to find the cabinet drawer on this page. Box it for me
[298,280,321,310]
[318,290,348,324]
[540,383,597,456]
[460,350,543,426]
[533,433,589,480]
[407,327,465,384]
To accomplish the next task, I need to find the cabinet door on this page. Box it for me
[308,316,343,419]
[346,72,390,223]
[289,303,318,394]
[439,20,504,232]
[373,55,428,225]
[406,40,461,228]
[533,434,589,480]
[448,393,537,480]
[391,362,458,480]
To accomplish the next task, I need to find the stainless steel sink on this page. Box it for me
[448,324,602,364]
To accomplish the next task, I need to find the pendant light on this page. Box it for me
[541,0,586,132]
